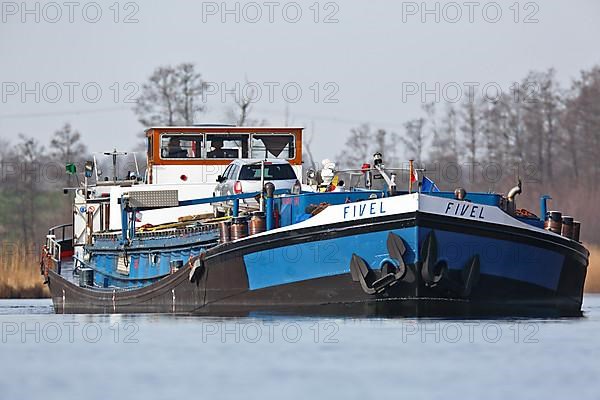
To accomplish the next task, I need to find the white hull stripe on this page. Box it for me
[248,193,567,242]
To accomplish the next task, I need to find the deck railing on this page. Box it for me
[45,223,74,273]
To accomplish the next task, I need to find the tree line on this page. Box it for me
[0,124,88,250]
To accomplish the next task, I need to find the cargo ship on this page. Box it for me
[40,125,589,317]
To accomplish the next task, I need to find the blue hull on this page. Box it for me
[242,222,580,294]
[81,228,218,288]
[222,211,587,314]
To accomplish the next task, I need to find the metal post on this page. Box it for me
[409,159,415,194]
[260,160,265,212]
[390,172,397,196]
[129,208,136,239]
[375,165,396,197]
[120,195,128,243]
[540,195,552,222]
[86,210,93,246]
[233,198,239,217]
[265,182,275,231]
[112,148,118,182]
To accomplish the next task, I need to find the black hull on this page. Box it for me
[48,265,585,318]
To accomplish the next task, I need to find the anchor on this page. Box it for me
[350,232,413,294]
[420,230,447,286]
[350,231,480,298]
[420,231,480,298]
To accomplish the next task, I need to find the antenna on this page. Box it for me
[101,149,129,182]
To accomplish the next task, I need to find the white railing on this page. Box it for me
[45,235,61,264]
[45,223,73,274]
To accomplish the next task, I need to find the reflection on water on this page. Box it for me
[1,296,599,400]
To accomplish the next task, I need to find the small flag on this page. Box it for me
[410,165,418,183]
[421,176,440,193]
[327,175,339,192]
[65,163,76,175]
[409,160,418,193]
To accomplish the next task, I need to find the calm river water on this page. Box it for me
[1,296,599,400]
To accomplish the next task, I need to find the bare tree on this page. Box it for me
[134,63,207,126]
[427,102,459,166]
[335,124,379,169]
[0,138,9,161]
[10,135,46,244]
[336,124,371,169]
[0,126,89,248]
[176,63,208,124]
[302,122,318,172]
[539,70,562,180]
[564,66,600,186]
[225,82,267,126]
[442,104,460,164]
[0,138,10,195]
[460,96,483,168]
[504,87,526,165]
[481,99,509,166]
[401,118,426,165]
[513,70,563,184]
[374,128,400,166]
[234,84,254,126]
[423,103,438,142]
[48,123,88,188]
[50,123,86,162]
[223,76,275,127]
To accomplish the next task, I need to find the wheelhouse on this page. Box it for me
[145,126,303,184]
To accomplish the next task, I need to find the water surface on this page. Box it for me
[1,296,599,400]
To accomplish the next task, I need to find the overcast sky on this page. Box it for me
[1,0,599,163]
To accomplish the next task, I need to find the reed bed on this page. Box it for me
[584,244,600,293]
[0,247,49,298]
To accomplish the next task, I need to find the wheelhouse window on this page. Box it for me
[147,136,153,161]
[160,134,204,159]
[250,134,295,159]
[206,134,249,159]
[154,131,299,161]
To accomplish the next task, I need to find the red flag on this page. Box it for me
[410,162,418,183]
[409,160,417,193]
